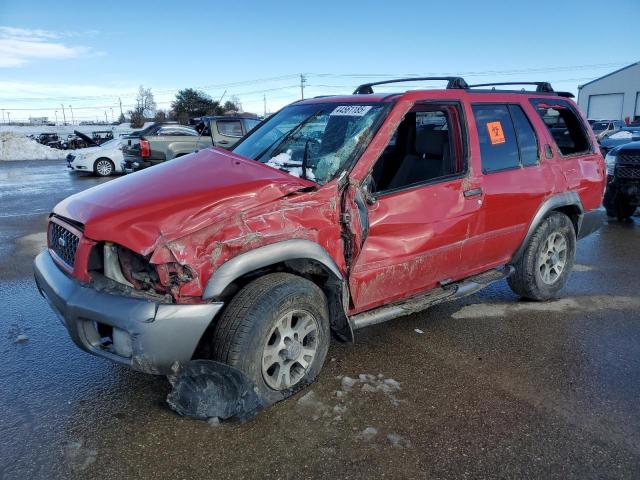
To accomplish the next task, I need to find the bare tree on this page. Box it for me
[135,86,157,117]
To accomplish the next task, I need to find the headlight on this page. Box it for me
[605,152,617,176]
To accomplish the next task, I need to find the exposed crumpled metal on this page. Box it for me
[166,360,268,423]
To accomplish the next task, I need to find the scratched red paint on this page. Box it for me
[49,89,605,312]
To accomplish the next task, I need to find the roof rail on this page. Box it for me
[467,81,555,93]
[353,76,469,94]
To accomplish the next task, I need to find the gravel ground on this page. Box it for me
[1,160,639,479]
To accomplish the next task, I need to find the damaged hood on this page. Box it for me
[54,148,315,255]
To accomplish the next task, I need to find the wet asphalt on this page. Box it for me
[1,160,640,479]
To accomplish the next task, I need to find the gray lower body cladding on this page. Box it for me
[33,251,223,374]
[578,207,606,239]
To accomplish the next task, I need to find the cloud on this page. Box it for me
[0,26,97,67]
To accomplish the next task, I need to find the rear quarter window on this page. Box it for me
[530,98,592,156]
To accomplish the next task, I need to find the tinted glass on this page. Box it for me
[509,105,538,166]
[530,98,591,155]
[472,105,520,173]
[243,118,260,131]
[217,120,243,137]
[370,107,462,192]
[158,126,197,136]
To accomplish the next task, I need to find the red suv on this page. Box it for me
[34,77,605,402]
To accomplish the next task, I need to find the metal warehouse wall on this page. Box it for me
[577,63,640,121]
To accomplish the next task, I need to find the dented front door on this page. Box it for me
[347,178,479,314]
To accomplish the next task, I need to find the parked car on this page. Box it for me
[121,124,211,173]
[66,138,125,176]
[590,120,625,140]
[603,141,640,220]
[91,130,114,145]
[36,133,64,149]
[34,78,605,403]
[196,116,261,149]
[600,128,640,155]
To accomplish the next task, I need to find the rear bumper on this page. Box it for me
[578,207,606,239]
[33,251,223,374]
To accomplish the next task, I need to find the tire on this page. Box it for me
[210,273,330,403]
[615,196,637,221]
[93,158,114,176]
[508,212,576,301]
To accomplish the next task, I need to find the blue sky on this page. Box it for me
[1,0,639,121]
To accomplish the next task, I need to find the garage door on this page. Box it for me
[587,93,624,120]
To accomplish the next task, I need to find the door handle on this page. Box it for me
[463,188,483,198]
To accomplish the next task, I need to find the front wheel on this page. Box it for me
[210,273,330,403]
[93,158,115,176]
[508,212,576,301]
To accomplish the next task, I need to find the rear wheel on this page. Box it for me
[211,273,330,403]
[614,196,637,221]
[508,212,576,301]
[93,158,114,176]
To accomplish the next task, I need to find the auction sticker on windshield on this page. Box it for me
[330,105,373,116]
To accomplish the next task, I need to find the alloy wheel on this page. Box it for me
[538,231,568,285]
[96,160,113,176]
[261,310,319,390]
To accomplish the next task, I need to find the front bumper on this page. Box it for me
[578,207,606,239]
[33,251,223,374]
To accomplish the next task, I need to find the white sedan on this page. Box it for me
[66,138,124,176]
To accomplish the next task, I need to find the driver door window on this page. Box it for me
[370,107,464,194]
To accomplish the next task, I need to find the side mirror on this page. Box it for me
[361,176,377,205]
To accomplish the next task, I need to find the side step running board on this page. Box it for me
[350,266,513,330]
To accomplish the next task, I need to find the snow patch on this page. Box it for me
[0,132,67,161]
[451,295,640,319]
[608,131,633,140]
[264,150,315,180]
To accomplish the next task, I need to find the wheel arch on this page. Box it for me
[510,192,584,264]
[201,239,352,342]
[93,157,115,175]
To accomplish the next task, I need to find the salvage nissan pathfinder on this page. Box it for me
[34,77,606,402]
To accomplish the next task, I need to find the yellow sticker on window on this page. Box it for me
[486,121,506,145]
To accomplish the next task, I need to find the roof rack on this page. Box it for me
[353,78,575,98]
[468,81,555,92]
[466,81,575,98]
[353,76,469,94]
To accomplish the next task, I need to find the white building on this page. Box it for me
[28,116,49,125]
[577,61,640,122]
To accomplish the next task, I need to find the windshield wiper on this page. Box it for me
[255,109,322,162]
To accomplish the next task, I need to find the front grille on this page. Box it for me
[615,165,640,180]
[49,222,80,268]
[618,153,640,164]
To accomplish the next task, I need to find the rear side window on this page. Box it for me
[530,98,591,156]
[217,120,243,137]
[472,105,520,173]
[509,105,539,166]
[157,126,197,136]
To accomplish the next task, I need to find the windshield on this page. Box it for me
[232,102,387,184]
[591,121,609,131]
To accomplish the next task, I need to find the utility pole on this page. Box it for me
[54,110,58,125]
[300,74,306,100]
[104,111,108,123]
[263,94,267,117]
[110,107,114,122]
[6,111,10,124]
[69,105,75,125]
[118,97,123,119]
[1,109,4,124]
[60,104,67,125]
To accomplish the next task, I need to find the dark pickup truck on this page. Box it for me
[122,117,260,173]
